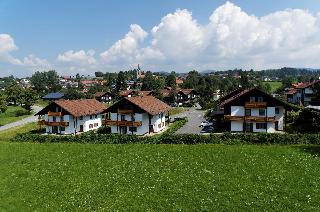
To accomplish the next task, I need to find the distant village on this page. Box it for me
[0,66,320,135]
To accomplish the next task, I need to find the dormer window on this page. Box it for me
[257,97,264,102]
[250,97,255,102]
[275,107,280,115]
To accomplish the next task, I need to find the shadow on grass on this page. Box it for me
[297,145,320,157]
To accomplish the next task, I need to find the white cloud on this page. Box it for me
[100,24,148,65]
[57,49,97,66]
[100,1,320,71]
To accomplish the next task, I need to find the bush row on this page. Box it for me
[12,131,320,145]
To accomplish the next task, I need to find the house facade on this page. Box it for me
[220,88,291,133]
[36,99,106,134]
[95,91,113,103]
[103,96,170,135]
[176,89,198,105]
[286,80,320,106]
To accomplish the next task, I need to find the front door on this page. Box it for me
[52,126,58,134]
[275,121,279,131]
[244,122,253,132]
[120,126,127,134]
[80,125,84,132]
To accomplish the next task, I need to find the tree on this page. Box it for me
[18,88,38,111]
[166,71,176,87]
[240,72,252,89]
[0,92,7,113]
[30,70,61,95]
[64,88,85,100]
[182,70,200,89]
[116,71,127,92]
[95,71,104,78]
[4,81,22,105]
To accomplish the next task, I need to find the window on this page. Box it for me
[275,107,280,115]
[244,123,252,132]
[60,126,65,131]
[259,109,266,116]
[129,126,137,132]
[60,116,64,122]
[158,123,161,128]
[95,115,98,118]
[94,123,98,127]
[52,116,56,122]
[79,116,83,120]
[90,115,93,119]
[257,97,264,102]
[250,96,255,102]
[121,115,126,121]
[256,123,267,129]
[131,115,135,122]
[89,124,93,129]
[245,109,251,116]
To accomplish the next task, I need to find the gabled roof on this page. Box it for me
[293,80,320,89]
[120,90,135,97]
[138,91,152,96]
[219,87,292,109]
[42,92,64,100]
[94,91,111,98]
[105,96,171,116]
[36,99,106,117]
[177,89,194,95]
[286,89,297,95]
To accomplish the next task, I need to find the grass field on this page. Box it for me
[169,107,186,116]
[262,81,283,93]
[0,106,31,126]
[1,140,320,211]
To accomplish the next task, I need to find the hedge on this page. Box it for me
[11,131,320,145]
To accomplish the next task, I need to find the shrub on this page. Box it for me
[15,109,31,117]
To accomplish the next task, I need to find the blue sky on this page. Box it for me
[1,0,320,76]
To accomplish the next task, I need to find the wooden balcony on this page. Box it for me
[117,109,134,114]
[224,115,276,122]
[38,120,69,127]
[245,102,267,108]
[224,115,244,121]
[48,111,62,116]
[103,119,142,127]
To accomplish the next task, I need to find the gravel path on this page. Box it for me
[173,104,206,134]
[0,105,43,132]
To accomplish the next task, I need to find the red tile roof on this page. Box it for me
[120,90,134,97]
[36,99,107,117]
[293,80,320,89]
[138,91,152,96]
[124,96,171,115]
[286,89,297,95]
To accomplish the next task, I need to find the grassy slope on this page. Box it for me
[169,107,185,116]
[0,106,31,126]
[0,122,37,142]
[262,81,283,93]
[1,142,320,211]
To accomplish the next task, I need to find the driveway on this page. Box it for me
[173,104,206,134]
[0,105,43,132]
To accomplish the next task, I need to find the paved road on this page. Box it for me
[173,104,206,134]
[0,105,43,132]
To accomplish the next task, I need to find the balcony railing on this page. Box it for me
[48,112,62,116]
[245,102,267,108]
[103,119,142,127]
[38,120,69,127]
[117,109,134,114]
[224,115,276,122]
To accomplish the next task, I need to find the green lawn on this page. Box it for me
[0,106,32,126]
[169,107,186,116]
[1,141,320,211]
[262,81,283,93]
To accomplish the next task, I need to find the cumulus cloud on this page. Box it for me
[0,33,51,69]
[57,49,97,66]
[100,1,320,71]
[100,24,148,65]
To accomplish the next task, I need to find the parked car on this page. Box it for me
[200,125,214,133]
[199,121,214,128]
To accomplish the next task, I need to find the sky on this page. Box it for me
[1,0,320,77]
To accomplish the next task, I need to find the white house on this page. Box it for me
[286,80,320,106]
[219,87,292,133]
[103,96,171,135]
[36,99,106,134]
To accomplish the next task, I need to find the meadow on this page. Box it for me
[0,106,31,126]
[262,81,283,93]
[1,141,320,211]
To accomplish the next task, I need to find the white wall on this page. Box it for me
[231,121,243,132]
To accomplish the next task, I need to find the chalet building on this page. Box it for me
[36,99,106,134]
[103,96,171,135]
[212,90,221,101]
[219,87,292,133]
[120,90,136,98]
[176,89,198,105]
[286,80,320,106]
[94,91,113,103]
